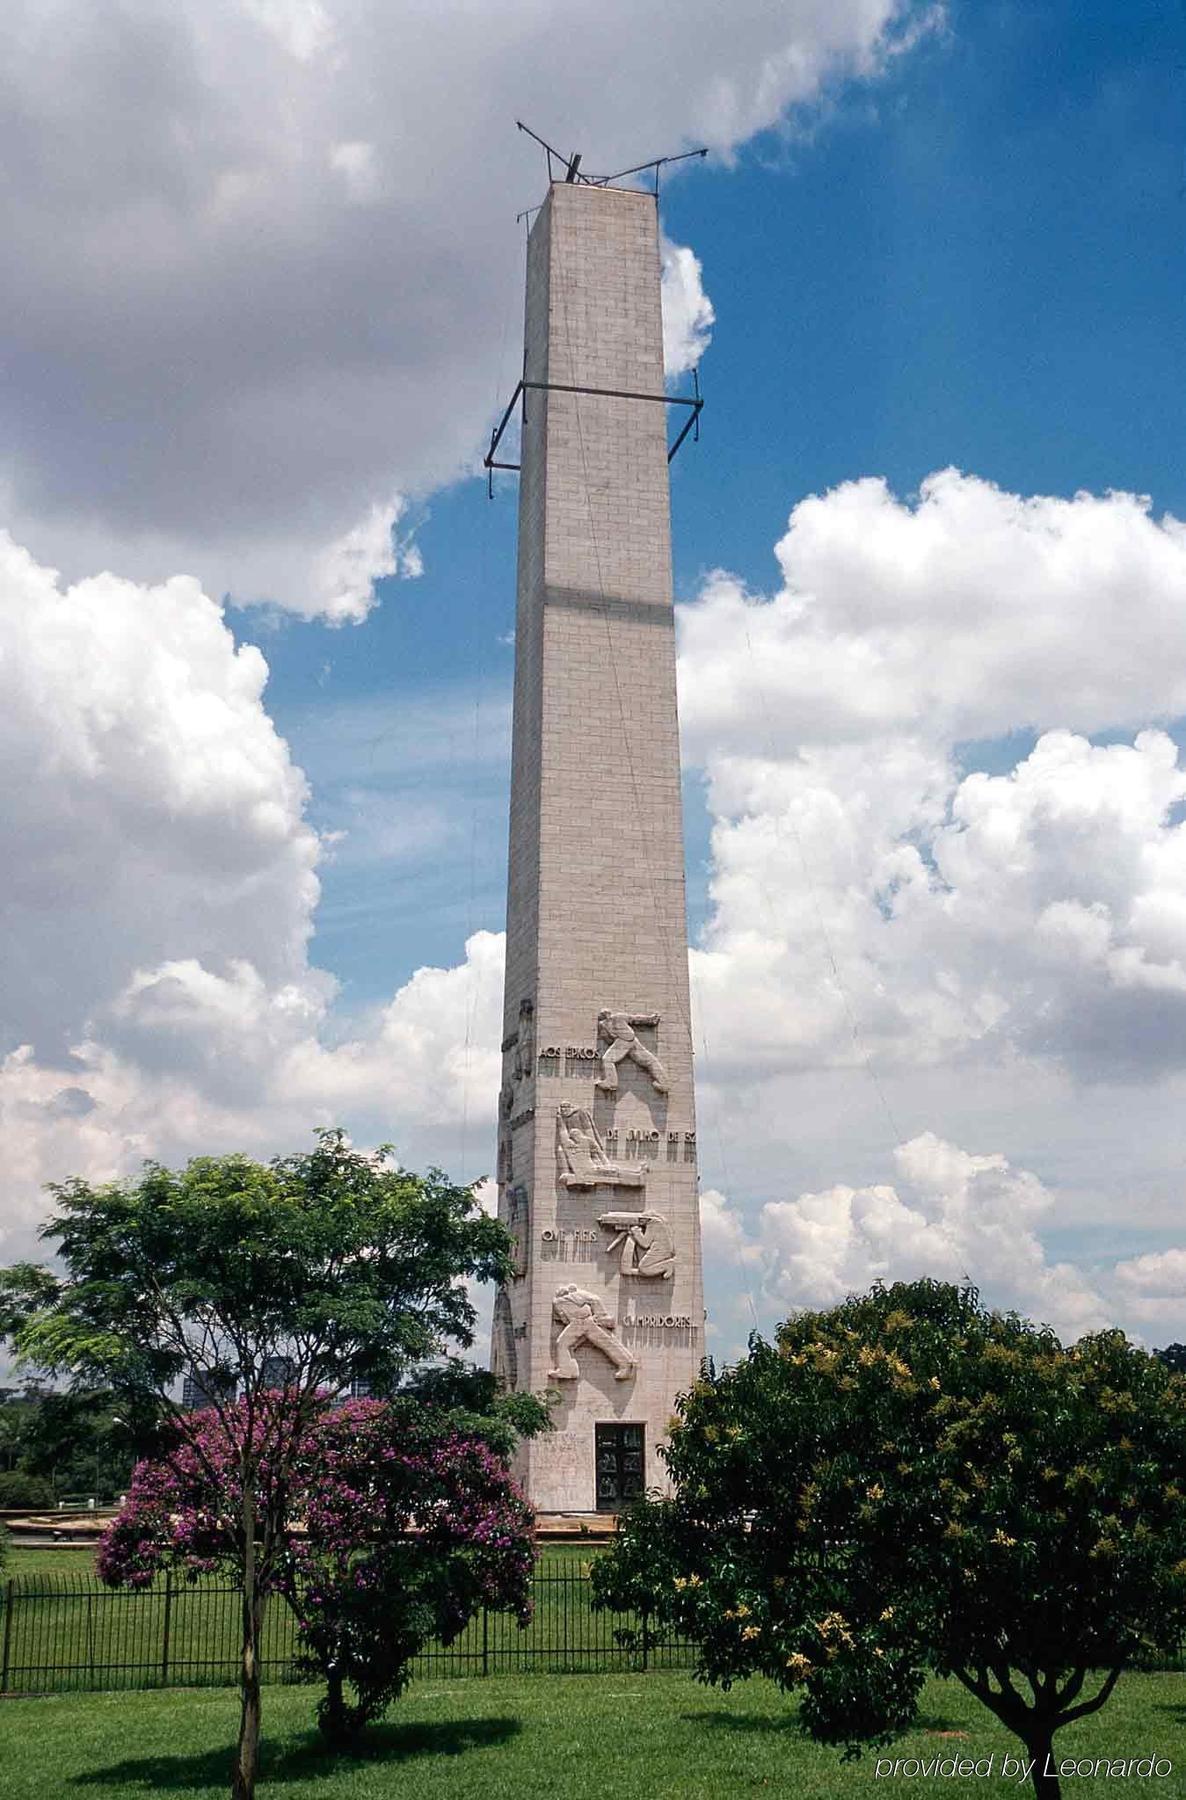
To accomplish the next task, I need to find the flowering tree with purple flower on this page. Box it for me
[292,1399,534,1743]
[0,1129,528,1800]
[98,1394,536,1749]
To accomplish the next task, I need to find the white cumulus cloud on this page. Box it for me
[682,474,1186,1086]
[679,471,1186,756]
[0,0,932,619]
[759,1133,1109,1343]
[8,449,1186,1363]
[0,530,320,1058]
[0,531,506,1264]
[1116,1248,1186,1296]
[676,470,1186,1348]
[662,238,715,378]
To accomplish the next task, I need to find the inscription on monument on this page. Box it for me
[537,1044,600,1077]
[625,1314,695,1330]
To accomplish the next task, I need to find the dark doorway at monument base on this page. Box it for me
[595,1423,646,1512]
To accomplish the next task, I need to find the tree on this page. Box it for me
[0,1129,514,1800]
[1154,1343,1186,1375]
[98,1393,537,1745]
[0,1470,54,1508]
[0,1384,136,1502]
[0,1395,26,1473]
[592,1280,1186,1800]
[295,1400,536,1744]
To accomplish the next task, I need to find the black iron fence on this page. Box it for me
[0,1564,694,1695]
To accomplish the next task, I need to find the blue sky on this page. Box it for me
[244,0,1186,1008]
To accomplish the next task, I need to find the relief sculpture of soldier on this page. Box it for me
[548,1284,637,1383]
[595,1008,669,1094]
[556,1103,645,1189]
[513,998,535,1082]
[598,1210,676,1280]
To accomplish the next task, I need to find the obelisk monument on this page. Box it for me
[492,176,704,1513]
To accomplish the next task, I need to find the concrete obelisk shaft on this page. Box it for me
[494,180,703,1512]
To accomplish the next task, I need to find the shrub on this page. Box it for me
[0,1470,54,1508]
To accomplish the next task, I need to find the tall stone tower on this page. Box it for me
[492,178,704,1513]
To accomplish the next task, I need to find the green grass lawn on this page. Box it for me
[0,1671,1181,1798]
[5,1547,99,1577]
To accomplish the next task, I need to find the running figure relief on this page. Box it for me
[595,1008,669,1095]
[549,1284,638,1383]
[556,1104,646,1189]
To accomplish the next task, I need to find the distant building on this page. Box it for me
[181,1371,237,1411]
[260,1355,297,1390]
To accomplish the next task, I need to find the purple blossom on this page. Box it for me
[99,1392,536,1742]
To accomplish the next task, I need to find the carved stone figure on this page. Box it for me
[556,1103,646,1189]
[491,1289,517,1389]
[595,1008,669,1094]
[548,1284,637,1383]
[598,1210,676,1280]
[514,998,536,1082]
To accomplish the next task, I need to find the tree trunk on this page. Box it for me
[231,1482,265,1800]
[232,1608,263,1800]
[1026,1731,1061,1800]
[319,1666,349,1747]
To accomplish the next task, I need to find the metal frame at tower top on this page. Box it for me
[485,125,708,496]
[514,120,708,200]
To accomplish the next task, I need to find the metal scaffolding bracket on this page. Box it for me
[484,370,703,497]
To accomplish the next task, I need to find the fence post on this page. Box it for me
[641,1604,650,1673]
[161,1570,173,1687]
[481,1605,489,1677]
[1,1579,12,1694]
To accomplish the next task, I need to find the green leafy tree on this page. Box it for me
[0,1385,137,1502]
[0,1129,515,1800]
[0,1470,54,1508]
[593,1280,1186,1800]
[396,1357,551,1458]
[0,1395,28,1472]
